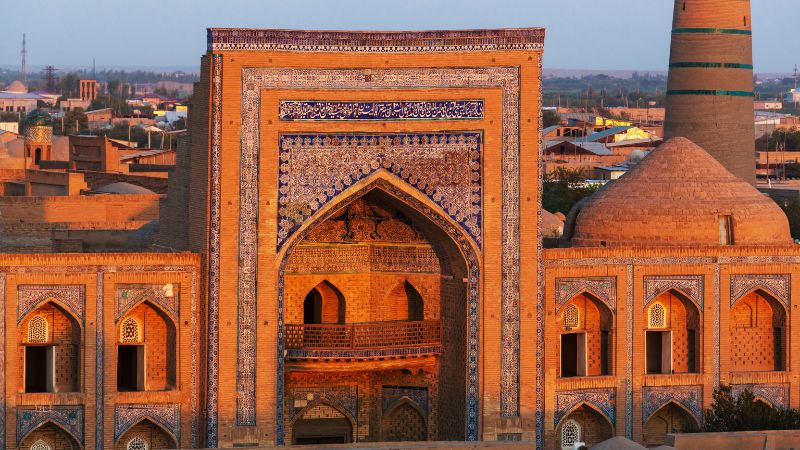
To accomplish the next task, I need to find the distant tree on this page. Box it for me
[777,198,800,240]
[542,167,601,215]
[63,108,88,135]
[543,110,561,128]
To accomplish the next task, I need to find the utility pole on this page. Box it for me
[21,33,27,84]
[42,66,58,91]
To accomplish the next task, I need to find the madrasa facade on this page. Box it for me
[3,2,800,449]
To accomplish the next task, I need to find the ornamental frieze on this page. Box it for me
[730,274,790,307]
[643,275,704,309]
[731,384,789,409]
[17,285,84,323]
[642,386,702,424]
[17,406,83,445]
[555,277,616,312]
[114,404,180,442]
[554,388,615,427]
[288,386,358,420]
[279,100,484,121]
[115,284,179,321]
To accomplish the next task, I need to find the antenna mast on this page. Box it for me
[21,33,27,84]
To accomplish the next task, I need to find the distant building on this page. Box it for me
[79,79,97,102]
[59,98,91,112]
[755,100,783,110]
[85,108,112,129]
[787,89,800,104]
[0,80,42,114]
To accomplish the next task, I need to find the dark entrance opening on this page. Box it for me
[561,333,586,377]
[646,331,671,374]
[117,344,144,391]
[303,289,323,325]
[292,418,352,445]
[25,345,52,393]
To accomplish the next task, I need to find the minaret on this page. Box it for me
[664,0,755,184]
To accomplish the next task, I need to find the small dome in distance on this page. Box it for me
[5,80,27,93]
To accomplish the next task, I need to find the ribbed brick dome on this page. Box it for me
[572,137,792,247]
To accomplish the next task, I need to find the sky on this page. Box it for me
[0,0,795,73]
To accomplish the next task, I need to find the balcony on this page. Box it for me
[284,320,442,361]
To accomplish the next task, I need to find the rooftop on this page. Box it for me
[207,28,546,52]
[571,137,792,247]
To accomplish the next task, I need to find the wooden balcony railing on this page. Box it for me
[285,320,442,350]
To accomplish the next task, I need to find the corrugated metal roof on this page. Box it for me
[585,126,632,142]
[119,149,175,161]
[544,140,613,156]
[542,125,560,135]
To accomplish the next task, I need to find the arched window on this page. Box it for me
[649,303,666,329]
[126,436,148,450]
[120,317,142,343]
[27,315,49,343]
[30,440,51,450]
[563,304,580,329]
[561,419,581,450]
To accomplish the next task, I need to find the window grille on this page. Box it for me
[561,419,581,450]
[120,317,142,343]
[563,304,580,329]
[127,436,148,450]
[649,303,667,329]
[31,440,51,450]
[27,315,48,343]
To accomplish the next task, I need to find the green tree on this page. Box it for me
[542,167,601,215]
[543,110,561,128]
[63,108,88,135]
[702,385,800,432]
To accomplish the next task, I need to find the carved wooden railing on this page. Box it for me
[284,320,441,350]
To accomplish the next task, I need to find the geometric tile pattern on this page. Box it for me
[288,386,358,420]
[17,405,84,445]
[208,28,545,53]
[17,285,84,323]
[235,65,522,435]
[554,388,616,427]
[95,274,104,450]
[277,132,482,249]
[642,386,703,424]
[0,273,4,449]
[115,284,179,321]
[206,52,223,446]
[555,277,617,312]
[382,386,429,416]
[644,275,704,309]
[731,384,789,409]
[730,274,790,307]
[114,404,180,443]
[279,100,484,121]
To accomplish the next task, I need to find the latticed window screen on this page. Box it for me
[27,315,48,343]
[649,303,667,329]
[563,304,580,329]
[561,419,581,449]
[127,436,148,450]
[120,317,142,343]
[30,440,51,450]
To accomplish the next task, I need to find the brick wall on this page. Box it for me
[0,195,161,225]
[643,403,696,447]
[730,291,784,372]
[118,302,177,390]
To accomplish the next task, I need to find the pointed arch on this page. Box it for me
[555,401,615,433]
[643,401,700,446]
[18,420,82,450]
[556,288,615,316]
[19,296,84,331]
[732,287,789,315]
[301,280,346,325]
[644,287,702,313]
[644,399,701,428]
[381,397,427,442]
[289,400,356,445]
[277,175,481,441]
[115,297,178,326]
[383,280,426,322]
[115,418,177,450]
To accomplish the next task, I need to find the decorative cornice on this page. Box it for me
[643,275,704,309]
[208,28,545,52]
[555,277,616,312]
[730,274,790,307]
